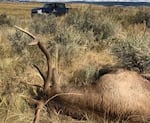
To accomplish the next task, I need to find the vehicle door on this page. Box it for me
[43,4,54,13]
[55,3,66,15]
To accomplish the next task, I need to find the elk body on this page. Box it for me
[15,26,150,123]
[50,69,150,122]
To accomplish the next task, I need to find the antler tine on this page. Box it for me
[37,41,52,92]
[14,25,39,45]
[33,64,46,82]
[15,26,52,92]
[14,25,36,40]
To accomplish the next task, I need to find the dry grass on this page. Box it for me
[0,2,150,123]
[0,2,42,18]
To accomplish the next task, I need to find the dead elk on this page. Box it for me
[15,26,150,123]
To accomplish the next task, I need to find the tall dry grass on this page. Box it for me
[0,2,150,123]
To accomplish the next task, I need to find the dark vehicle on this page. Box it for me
[31,3,69,17]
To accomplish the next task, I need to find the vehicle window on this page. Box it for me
[43,4,54,9]
[56,3,65,9]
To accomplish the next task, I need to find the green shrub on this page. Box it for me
[112,37,150,73]
[133,11,150,25]
[66,8,116,41]
[8,30,29,54]
[0,14,13,26]
[48,26,86,67]
[66,8,95,31]
[124,11,150,27]
[30,15,57,34]
[7,29,46,74]
[69,65,99,86]
[92,19,115,41]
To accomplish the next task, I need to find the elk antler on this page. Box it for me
[20,95,46,123]
[14,25,55,123]
[14,25,52,92]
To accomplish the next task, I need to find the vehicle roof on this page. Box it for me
[45,2,65,4]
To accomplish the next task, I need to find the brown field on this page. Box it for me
[0,2,150,123]
[0,2,42,18]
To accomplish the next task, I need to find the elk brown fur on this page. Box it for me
[48,69,150,122]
